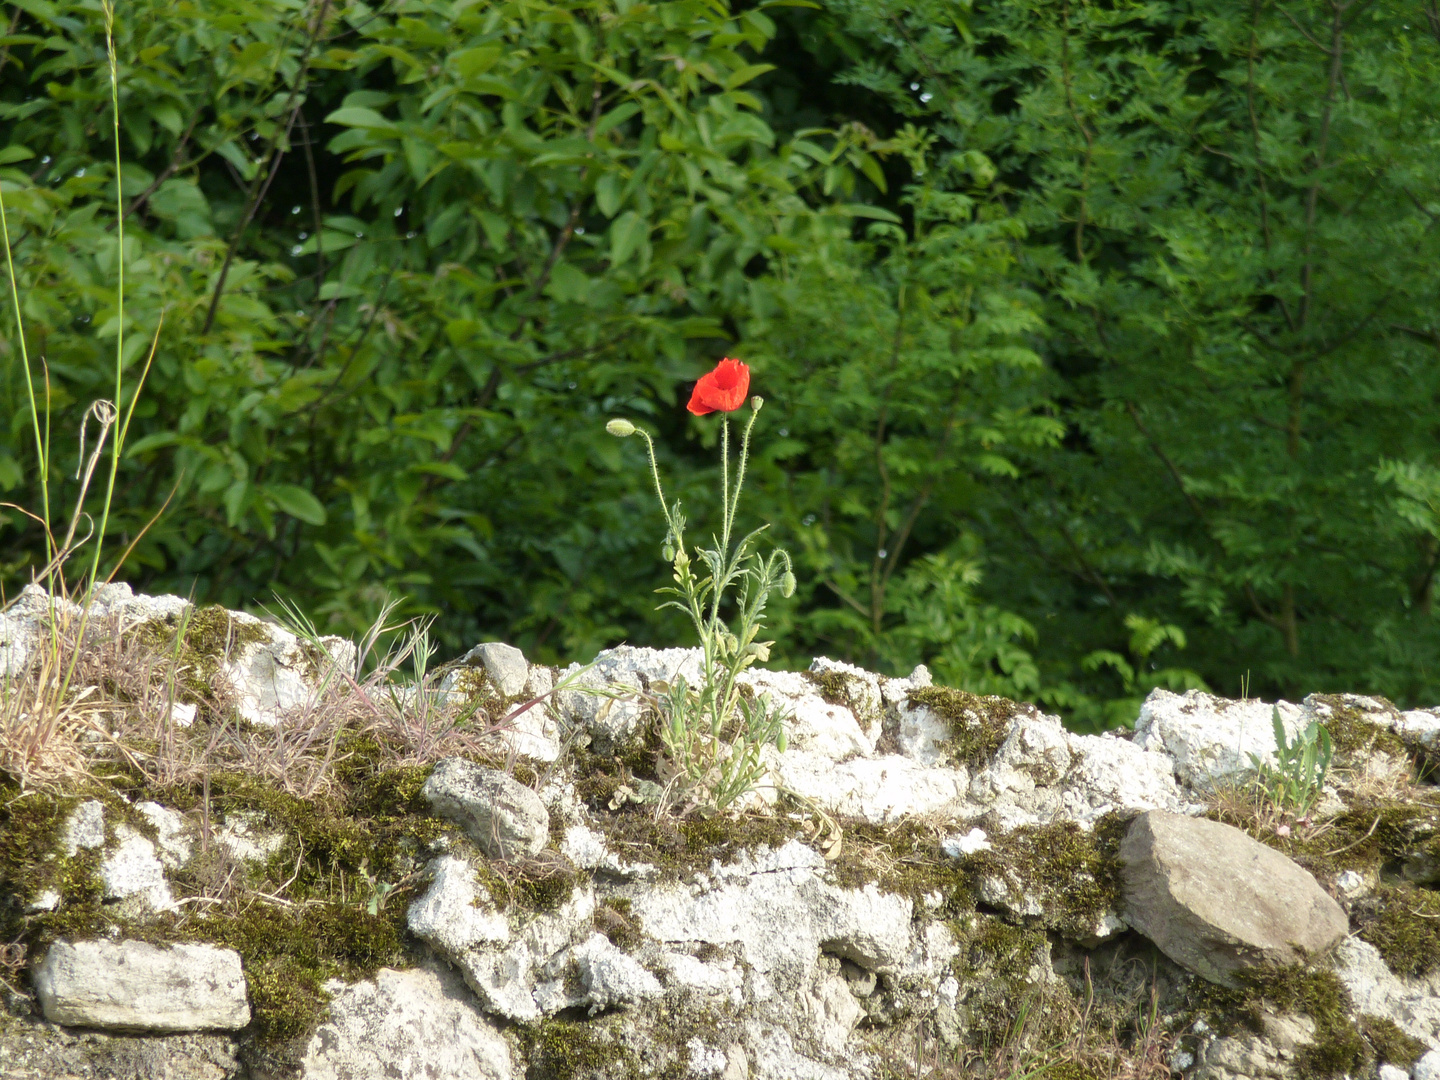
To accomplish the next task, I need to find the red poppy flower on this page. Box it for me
[686,357,750,415]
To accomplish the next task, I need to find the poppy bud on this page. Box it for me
[781,571,796,598]
[662,543,674,562]
[776,727,788,753]
[751,396,763,412]
[606,418,635,437]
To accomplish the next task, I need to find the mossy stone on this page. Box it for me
[907,686,1019,768]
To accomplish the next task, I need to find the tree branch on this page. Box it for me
[201,0,332,334]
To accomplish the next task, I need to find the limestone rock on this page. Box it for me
[62,799,105,856]
[803,972,867,1055]
[1400,709,1440,750]
[137,801,194,867]
[101,826,176,911]
[773,750,969,824]
[1416,1048,1440,1080]
[408,854,599,1023]
[406,855,512,955]
[806,657,886,746]
[1052,730,1199,822]
[211,609,357,727]
[559,823,655,879]
[32,940,250,1032]
[214,811,285,863]
[496,699,564,762]
[969,709,1072,798]
[463,641,530,697]
[1133,689,1307,791]
[445,886,598,1021]
[895,699,952,766]
[745,1021,853,1080]
[556,645,705,750]
[0,611,33,678]
[532,932,664,1015]
[440,650,562,760]
[0,1016,242,1080]
[658,950,745,1003]
[1119,810,1348,986]
[299,963,512,1080]
[0,582,192,680]
[1190,1012,1315,1080]
[629,840,920,986]
[89,581,193,629]
[1331,936,1440,1048]
[941,828,991,857]
[421,757,549,858]
[742,667,870,760]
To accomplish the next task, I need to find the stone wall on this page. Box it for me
[1,584,1439,1080]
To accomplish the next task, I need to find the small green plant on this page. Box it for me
[1249,706,1334,817]
[606,358,794,812]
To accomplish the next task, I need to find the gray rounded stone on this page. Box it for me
[421,757,549,859]
[1119,810,1349,987]
[31,940,250,1032]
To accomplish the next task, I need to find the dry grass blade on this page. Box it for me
[0,612,107,790]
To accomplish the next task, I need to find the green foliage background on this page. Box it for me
[2,0,1438,730]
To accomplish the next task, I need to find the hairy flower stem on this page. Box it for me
[615,400,789,807]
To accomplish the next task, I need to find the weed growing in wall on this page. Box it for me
[606,358,794,812]
[1249,706,1334,818]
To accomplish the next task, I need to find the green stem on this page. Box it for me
[637,429,668,520]
[730,408,759,537]
[90,0,125,598]
[0,140,51,584]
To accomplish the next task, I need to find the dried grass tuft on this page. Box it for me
[0,603,109,790]
[1,587,554,802]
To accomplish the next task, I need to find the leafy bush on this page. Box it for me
[4,0,1439,726]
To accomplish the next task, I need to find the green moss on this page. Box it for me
[1359,1013,1427,1068]
[570,711,668,809]
[960,817,1129,939]
[1213,802,1438,887]
[585,801,808,881]
[594,898,645,951]
[242,957,329,1043]
[193,902,403,1042]
[827,818,973,913]
[801,668,884,734]
[0,786,113,949]
[1352,883,1440,977]
[474,857,580,914]
[132,604,272,704]
[805,668,851,706]
[949,913,1064,1049]
[3,748,451,1048]
[1306,694,1410,760]
[907,686,1018,767]
[519,1016,641,1080]
[1194,965,1369,1079]
[1041,1064,1106,1080]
